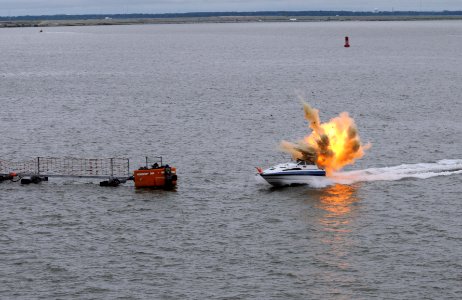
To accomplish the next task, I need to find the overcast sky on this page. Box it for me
[1,0,462,16]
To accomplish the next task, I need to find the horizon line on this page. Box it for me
[2,9,462,19]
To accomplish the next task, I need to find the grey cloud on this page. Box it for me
[1,0,461,16]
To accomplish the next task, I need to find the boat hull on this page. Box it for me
[258,162,326,187]
[260,173,325,187]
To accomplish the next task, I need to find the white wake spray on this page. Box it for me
[326,159,462,186]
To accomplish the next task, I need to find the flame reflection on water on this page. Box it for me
[317,184,359,217]
[302,184,362,275]
[314,184,360,238]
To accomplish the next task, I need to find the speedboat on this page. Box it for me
[257,160,326,187]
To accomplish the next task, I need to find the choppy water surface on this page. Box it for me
[1,21,461,299]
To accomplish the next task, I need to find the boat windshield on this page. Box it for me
[297,160,316,166]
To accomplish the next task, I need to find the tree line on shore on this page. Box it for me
[1,10,462,21]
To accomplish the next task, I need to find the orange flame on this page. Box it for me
[280,102,370,175]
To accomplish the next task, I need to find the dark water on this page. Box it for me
[1,21,461,299]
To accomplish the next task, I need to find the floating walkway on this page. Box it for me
[0,156,177,189]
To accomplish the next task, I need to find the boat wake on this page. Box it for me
[329,159,462,186]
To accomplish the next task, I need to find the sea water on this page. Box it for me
[0,21,461,298]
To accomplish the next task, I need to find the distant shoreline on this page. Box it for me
[2,15,462,28]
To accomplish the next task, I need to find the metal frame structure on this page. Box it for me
[0,157,131,180]
[144,156,163,168]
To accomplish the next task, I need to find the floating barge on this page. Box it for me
[0,156,177,189]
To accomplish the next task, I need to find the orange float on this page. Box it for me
[133,163,177,189]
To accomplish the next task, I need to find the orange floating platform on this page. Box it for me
[133,165,177,189]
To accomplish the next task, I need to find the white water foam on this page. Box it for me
[330,159,462,185]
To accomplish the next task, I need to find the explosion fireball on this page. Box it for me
[280,102,370,175]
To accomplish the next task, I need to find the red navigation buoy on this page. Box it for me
[344,36,350,48]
